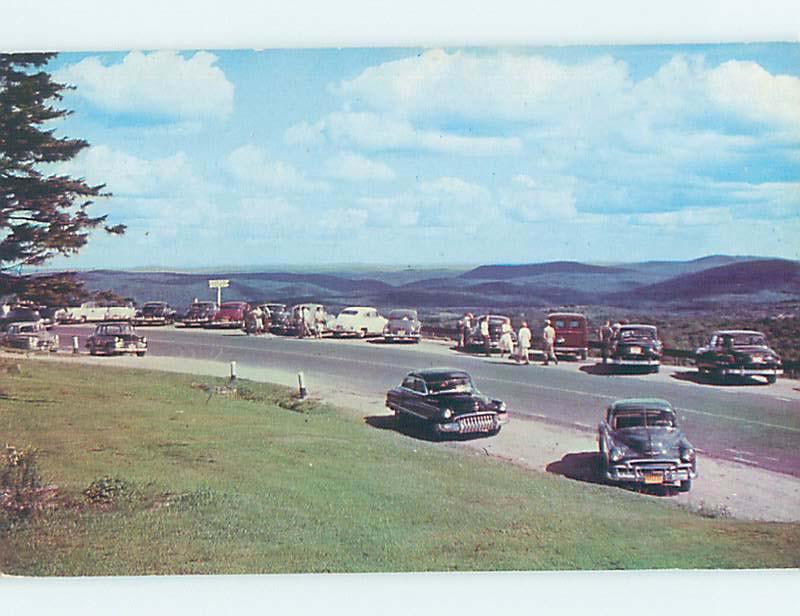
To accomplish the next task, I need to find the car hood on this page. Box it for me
[614,428,685,456]
[430,393,487,415]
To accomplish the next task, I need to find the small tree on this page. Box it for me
[0,53,123,298]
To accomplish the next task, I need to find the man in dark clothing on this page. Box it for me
[600,320,613,365]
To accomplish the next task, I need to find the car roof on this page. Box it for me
[619,324,657,329]
[341,306,375,311]
[547,312,586,319]
[411,368,471,381]
[610,398,673,412]
[713,330,765,336]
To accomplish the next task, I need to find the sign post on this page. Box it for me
[208,279,230,307]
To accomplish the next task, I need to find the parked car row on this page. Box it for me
[385,368,697,491]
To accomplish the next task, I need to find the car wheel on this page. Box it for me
[136,352,146,357]
[488,427,501,436]
[358,329,366,338]
[651,365,660,374]
[767,375,777,384]
[89,348,97,356]
[679,478,692,493]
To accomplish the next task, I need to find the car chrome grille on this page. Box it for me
[457,413,496,434]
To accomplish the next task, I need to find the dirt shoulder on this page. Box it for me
[15,351,800,523]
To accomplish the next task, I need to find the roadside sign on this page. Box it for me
[208,279,230,305]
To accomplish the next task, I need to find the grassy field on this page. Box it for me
[1,358,799,575]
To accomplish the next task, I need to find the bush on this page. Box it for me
[1,445,44,524]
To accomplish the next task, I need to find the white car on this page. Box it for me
[55,302,136,323]
[332,307,388,338]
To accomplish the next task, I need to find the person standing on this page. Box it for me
[543,319,558,365]
[599,320,613,365]
[517,321,531,365]
[499,320,514,359]
[461,313,473,351]
[252,305,264,335]
[457,315,466,350]
[315,307,325,339]
[480,316,491,357]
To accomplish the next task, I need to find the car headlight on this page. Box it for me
[495,400,507,412]
[441,408,453,419]
[681,448,695,462]
[141,337,147,344]
[609,447,625,462]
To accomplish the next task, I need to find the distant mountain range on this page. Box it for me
[68,256,800,312]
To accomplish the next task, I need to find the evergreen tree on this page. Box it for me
[0,52,123,299]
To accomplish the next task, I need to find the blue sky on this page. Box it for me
[40,44,800,270]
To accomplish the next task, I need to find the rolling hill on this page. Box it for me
[64,256,799,312]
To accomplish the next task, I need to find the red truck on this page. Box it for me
[547,312,589,360]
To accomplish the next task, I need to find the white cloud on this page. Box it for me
[56,51,234,119]
[632,207,734,227]
[323,151,396,181]
[334,49,632,123]
[502,174,578,222]
[225,145,326,192]
[53,144,198,197]
[707,60,800,130]
[285,111,522,156]
[356,196,419,227]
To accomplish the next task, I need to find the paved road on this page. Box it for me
[54,324,800,477]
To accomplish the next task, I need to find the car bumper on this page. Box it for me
[207,320,243,329]
[607,461,696,485]
[435,412,509,435]
[384,332,420,341]
[719,367,783,377]
[609,357,660,366]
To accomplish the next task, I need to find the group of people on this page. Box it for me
[295,305,327,339]
[457,314,559,365]
[243,305,270,335]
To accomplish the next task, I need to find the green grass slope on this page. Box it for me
[1,360,798,575]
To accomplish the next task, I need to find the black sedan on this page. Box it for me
[385,368,509,438]
[695,329,782,384]
[598,398,697,492]
[86,322,147,357]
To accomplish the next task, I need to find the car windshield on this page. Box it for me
[619,327,656,340]
[101,324,133,335]
[267,304,286,311]
[339,309,360,316]
[425,376,475,395]
[613,410,676,430]
[389,310,416,320]
[719,333,768,347]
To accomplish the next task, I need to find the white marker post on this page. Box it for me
[208,279,230,307]
[298,372,307,399]
[229,361,237,383]
[72,336,79,354]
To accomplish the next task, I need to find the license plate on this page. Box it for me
[630,346,642,354]
[644,472,663,484]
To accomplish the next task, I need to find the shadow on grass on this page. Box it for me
[364,414,499,443]
[669,371,771,387]
[547,451,681,497]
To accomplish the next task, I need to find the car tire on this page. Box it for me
[651,365,660,374]
[89,348,97,356]
[767,375,777,384]
[136,352,146,357]
[679,478,692,493]
[358,329,366,338]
